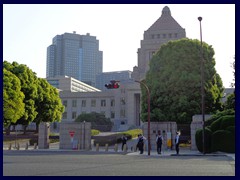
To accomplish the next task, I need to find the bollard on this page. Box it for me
[8,143,12,150]
[105,144,108,152]
[25,142,28,150]
[114,144,118,152]
[17,143,20,150]
[96,143,99,152]
[34,143,37,149]
[123,144,127,153]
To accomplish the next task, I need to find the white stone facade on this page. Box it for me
[59,81,141,131]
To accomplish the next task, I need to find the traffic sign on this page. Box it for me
[69,131,75,138]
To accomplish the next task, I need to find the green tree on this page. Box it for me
[75,112,113,131]
[3,68,25,129]
[34,78,64,132]
[141,38,224,124]
[3,61,38,133]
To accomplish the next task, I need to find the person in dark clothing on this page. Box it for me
[175,131,180,155]
[156,132,163,154]
[137,134,146,154]
[121,134,127,151]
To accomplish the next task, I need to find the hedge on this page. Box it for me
[211,130,235,153]
[195,127,212,153]
[210,115,234,132]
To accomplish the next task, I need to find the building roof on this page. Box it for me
[147,6,184,31]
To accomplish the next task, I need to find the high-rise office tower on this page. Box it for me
[132,6,186,80]
[46,32,103,87]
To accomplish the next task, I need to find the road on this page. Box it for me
[3,150,235,176]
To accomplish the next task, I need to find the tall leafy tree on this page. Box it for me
[3,61,38,132]
[141,38,224,124]
[3,68,25,128]
[34,78,64,131]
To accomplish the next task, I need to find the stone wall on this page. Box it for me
[190,115,212,150]
[59,122,91,150]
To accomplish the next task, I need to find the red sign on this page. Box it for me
[69,131,75,138]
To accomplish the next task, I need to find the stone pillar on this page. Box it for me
[190,115,211,150]
[38,122,50,149]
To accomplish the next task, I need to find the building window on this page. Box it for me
[169,33,172,38]
[175,33,178,38]
[82,100,86,107]
[63,100,68,107]
[62,112,67,119]
[157,34,160,38]
[91,99,96,107]
[111,111,115,119]
[121,98,126,105]
[120,109,126,118]
[163,34,166,38]
[72,100,77,107]
[111,99,115,107]
[72,112,77,119]
[101,100,106,107]
[151,34,155,39]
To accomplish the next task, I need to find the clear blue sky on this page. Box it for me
[3,4,235,88]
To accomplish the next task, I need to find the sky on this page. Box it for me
[3,4,235,88]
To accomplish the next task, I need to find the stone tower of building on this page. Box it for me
[132,6,186,80]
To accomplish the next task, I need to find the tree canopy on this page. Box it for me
[4,61,38,127]
[141,38,224,124]
[3,61,64,130]
[3,68,25,128]
[34,78,65,126]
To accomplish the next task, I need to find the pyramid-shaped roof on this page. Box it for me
[147,6,184,31]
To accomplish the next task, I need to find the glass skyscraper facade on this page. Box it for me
[46,32,103,87]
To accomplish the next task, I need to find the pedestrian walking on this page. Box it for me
[121,134,127,151]
[137,134,146,154]
[156,132,163,154]
[175,131,180,155]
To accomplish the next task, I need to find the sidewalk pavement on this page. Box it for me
[3,142,235,161]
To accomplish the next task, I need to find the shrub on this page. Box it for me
[92,129,142,146]
[195,127,212,153]
[211,130,235,153]
[210,115,235,132]
[220,115,235,130]
[205,109,235,127]
[91,129,100,136]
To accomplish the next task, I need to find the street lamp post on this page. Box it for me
[198,16,205,154]
[135,80,151,156]
[83,121,86,150]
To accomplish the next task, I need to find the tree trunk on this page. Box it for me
[35,124,39,134]
[23,125,27,135]
[5,126,11,135]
